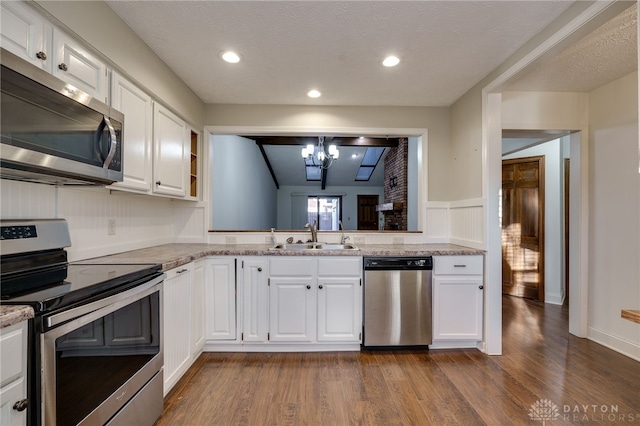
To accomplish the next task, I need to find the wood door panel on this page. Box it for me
[357,195,378,230]
[502,156,544,301]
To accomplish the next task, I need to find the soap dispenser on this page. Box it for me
[270,228,276,245]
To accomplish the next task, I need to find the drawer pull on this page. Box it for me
[13,399,28,412]
[453,264,467,268]
[479,285,484,290]
[176,269,188,274]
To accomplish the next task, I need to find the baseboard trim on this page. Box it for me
[587,326,640,362]
[204,342,361,352]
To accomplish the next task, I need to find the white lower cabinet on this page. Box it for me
[269,258,315,343]
[240,258,269,343]
[204,258,236,341]
[432,256,484,348]
[0,321,28,426]
[162,262,204,396]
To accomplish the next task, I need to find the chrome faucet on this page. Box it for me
[305,220,318,243]
[339,220,349,244]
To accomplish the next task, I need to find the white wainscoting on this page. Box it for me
[0,180,176,261]
[425,199,485,249]
[173,202,207,242]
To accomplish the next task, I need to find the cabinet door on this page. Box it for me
[1,0,51,71]
[163,265,192,395]
[110,72,153,192]
[0,377,26,426]
[269,277,315,342]
[241,259,268,342]
[432,277,483,341]
[204,258,236,341]
[317,277,361,342]
[153,103,187,197]
[191,260,206,353]
[52,29,107,103]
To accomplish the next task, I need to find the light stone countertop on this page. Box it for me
[74,243,484,272]
[0,305,34,329]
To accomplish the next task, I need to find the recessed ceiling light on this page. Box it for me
[220,51,241,63]
[307,89,321,98]
[382,55,400,67]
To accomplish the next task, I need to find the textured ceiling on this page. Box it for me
[106,1,577,107]
[506,3,637,92]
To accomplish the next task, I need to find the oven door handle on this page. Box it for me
[45,274,164,329]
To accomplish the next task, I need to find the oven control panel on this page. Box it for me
[1,225,37,240]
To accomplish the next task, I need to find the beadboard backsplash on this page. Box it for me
[0,180,176,261]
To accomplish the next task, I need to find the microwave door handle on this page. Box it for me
[102,115,117,169]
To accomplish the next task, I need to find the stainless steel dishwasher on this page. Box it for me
[363,257,433,348]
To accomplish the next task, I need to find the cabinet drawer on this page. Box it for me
[434,256,483,275]
[269,258,315,276]
[0,322,26,387]
[317,257,362,277]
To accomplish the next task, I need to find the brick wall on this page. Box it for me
[383,137,408,230]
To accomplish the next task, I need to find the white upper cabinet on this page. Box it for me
[153,103,188,197]
[1,0,52,71]
[110,72,153,193]
[52,29,108,103]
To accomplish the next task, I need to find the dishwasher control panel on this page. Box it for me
[363,256,433,270]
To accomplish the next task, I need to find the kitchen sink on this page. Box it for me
[270,243,359,251]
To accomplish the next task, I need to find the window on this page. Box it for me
[355,147,385,181]
[307,196,341,230]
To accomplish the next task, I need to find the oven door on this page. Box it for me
[41,276,163,426]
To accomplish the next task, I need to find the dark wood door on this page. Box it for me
[502,156,545,300]
[357,195,378,230]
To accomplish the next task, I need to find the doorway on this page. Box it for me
[357,195,379,230]
[501,156,545,301]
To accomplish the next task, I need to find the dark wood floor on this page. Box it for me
[155,296,640,425]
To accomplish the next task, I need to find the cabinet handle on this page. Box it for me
[454,264,467,268]
[306,285,311,289]
[318,285,323,289]
[58,63,68,71]
[155,180,161,186]
[13,399,28,412]
[257,267,262,272]
[36,51,47,60]
[479,285,484,290]
[176,269,188,274]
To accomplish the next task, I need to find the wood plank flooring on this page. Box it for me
[155,296,640,425]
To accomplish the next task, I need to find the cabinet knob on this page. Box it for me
[479,285,484,290]
[58,63,68,71]
[36,51,47,60]
[318,285,323,289]
[306,285,311,289]
[13,399,28,412]
[257,267,262,272]
[156,180,161,186]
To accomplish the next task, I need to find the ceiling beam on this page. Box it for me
[248,136,400,147]
[256,142,280,189]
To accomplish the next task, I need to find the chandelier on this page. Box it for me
[301,136,339,169]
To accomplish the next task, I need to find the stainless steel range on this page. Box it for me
[0,219,164,425]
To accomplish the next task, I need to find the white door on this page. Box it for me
[52,29,107,102]
[153,103,187,197]
[269,277,315,342]
[163,266,192,395]
[204,258,236,341]
[317,277,361,342]
[432,277,484,341]
[110,73,153,192]
[241,259,268,342]
[0,0,51,71]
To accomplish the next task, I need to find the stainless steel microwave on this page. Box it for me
[0,48,124,185]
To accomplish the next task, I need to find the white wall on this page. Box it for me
[210,135,277,230]
[275,185,384,231]
[587,71,640,360]
[503,138,568,305]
